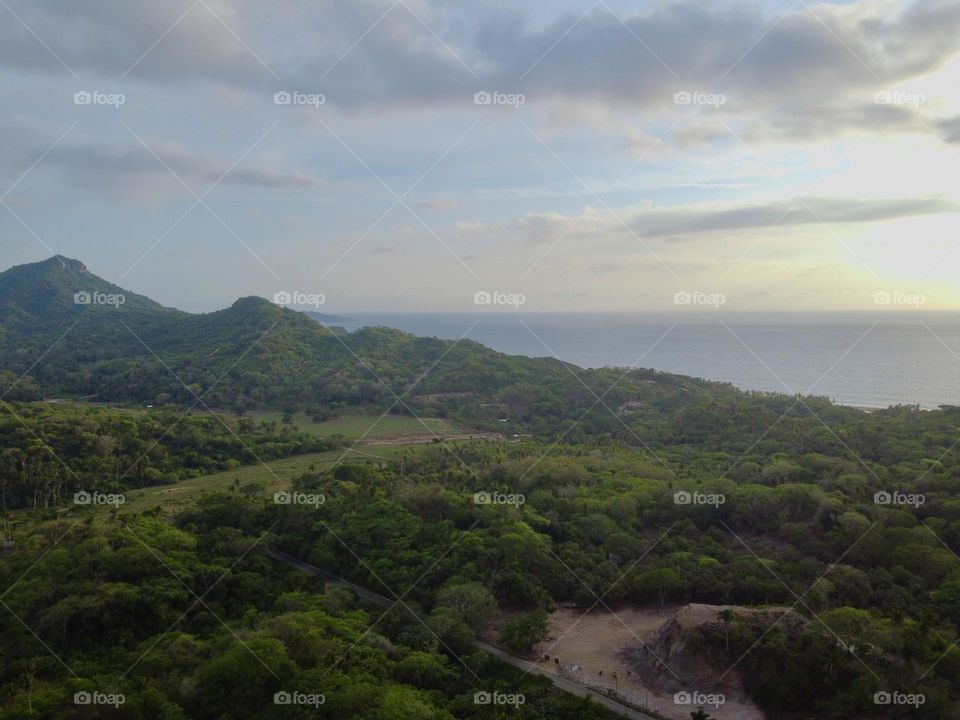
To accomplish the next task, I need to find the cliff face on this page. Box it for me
[53,256,89,275]
[620,603,805,704]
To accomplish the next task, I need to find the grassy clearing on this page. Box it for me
[57,402,459,441]
[44,405,469,516]
[112,443,428,514]
[247,411,460,438]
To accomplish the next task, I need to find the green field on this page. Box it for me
[247,411,460,438]
[66,409,472,516]
[110,443,431,514]
[32,405,481,517]
[54,404,459,440]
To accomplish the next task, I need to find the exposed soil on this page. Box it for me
[530,605,771,720]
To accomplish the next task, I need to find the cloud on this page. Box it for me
[935,115,960,143]
[0,0,270,83]
[631,196,960,239]
[455,208,607,247]
[461,196,960,246]
[412,197,462,211]
[282,0,960,138]
[44,139,321,202]
[2,0,959,313]
[3,0,959,143]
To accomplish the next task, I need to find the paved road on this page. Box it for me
[269,549,660,720]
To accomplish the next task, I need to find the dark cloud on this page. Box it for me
[632,196,960,238]
[2,0,958,139]
[935,116,960,143]
[0,0,272,82]
[470,195,959,246]
[41,139,320,202]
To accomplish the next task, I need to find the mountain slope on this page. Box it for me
[0,257,861,440]
[0,255,178,328]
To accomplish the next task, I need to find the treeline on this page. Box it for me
[0,402,340,510]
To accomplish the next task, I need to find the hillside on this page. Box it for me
[0,256,823,438]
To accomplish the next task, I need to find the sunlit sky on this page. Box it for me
[1,0,959,312]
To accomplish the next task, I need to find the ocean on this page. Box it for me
[334,312,960,410]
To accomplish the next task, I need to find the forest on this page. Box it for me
[1,398,958,718]
[1,257,959,719]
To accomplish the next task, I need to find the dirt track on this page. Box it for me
[355,431,503,445]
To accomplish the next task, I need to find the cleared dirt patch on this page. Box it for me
[356,431,502,445]
[533,607,765,720]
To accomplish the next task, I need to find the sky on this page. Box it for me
[1,0,959,313]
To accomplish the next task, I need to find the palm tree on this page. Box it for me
[719,608,735,654]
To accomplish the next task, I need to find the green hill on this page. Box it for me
[0,256,860,441]
[0,255,180,343]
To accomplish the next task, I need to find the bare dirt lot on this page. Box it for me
[533,607,766,720]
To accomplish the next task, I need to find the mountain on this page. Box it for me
[0,256,859,439]
[0,255,179,337]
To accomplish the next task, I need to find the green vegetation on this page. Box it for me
[249,411,460,438]
[500,611,550,655]
[2,256,960,718]
[116,444,439,514]
[1,257,852,442]
[0,402,340,511]
[0,514,618,719]
[265,429,960,717]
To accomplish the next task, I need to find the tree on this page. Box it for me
[632,568,685,608]
[393,652,455,688]
[500,610,549,655]
[718,608,734,655]
[370,686,446,720]
[435,582,496,633]
[193,637,292,717]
